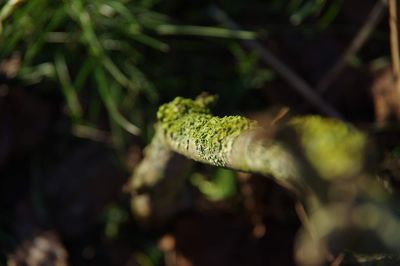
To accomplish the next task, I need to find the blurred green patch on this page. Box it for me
[349,55,363,69]
[0,0,168,147]
[134,247,163,266]
[390,146,400,159]
[156,24,257,39]
[0,0,264,149]
[191,168,237,202]
[287,0,343,28]
[100,204,129,239]
[230,43,274,89]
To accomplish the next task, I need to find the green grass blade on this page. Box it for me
[102,56,131,88]
[73,58,94,92]
[96,0,139,23]
[0,0,24,35]
[54,53,82,121]
[123,61,158,102]
[129,32,169,52]
[1,0,46,55]
[68,0,102,56]
[24,7,67,65]
[18,62,55,83]
[156,24,257,39]
[94,66,141,135]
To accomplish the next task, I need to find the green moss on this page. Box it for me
[157,97,368,181]
[157,96,214,123]
[157,96,257,167]
[288,116,367,180]
[192,115,257,166]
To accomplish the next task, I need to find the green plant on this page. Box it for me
[1,0,169,147]
[190,168,237,202]
[0,0,261,148]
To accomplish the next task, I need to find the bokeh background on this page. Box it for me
[1,0,399,265]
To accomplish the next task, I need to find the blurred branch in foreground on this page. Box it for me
[126,95,400,265]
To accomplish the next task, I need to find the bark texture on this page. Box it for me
[156,96,368,195]
[126,96,400,265]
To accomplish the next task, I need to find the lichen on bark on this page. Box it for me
[126,95,400,265]
[154,96,370,194]
[157,96,258,167]
[287,116,367,181]
[123,125,193,225]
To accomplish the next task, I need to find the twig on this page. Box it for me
[389,0,400,78]
[388,0,400,120]
[208,5,344,120]
[316,0,387,93]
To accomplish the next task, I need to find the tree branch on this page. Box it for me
[156,96,367,196]
[127,96,400,265]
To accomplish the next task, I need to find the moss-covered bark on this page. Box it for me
[126,95,400,265]
[123,126,193,225]
[155,96,368,195]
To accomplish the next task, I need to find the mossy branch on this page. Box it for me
[126,95,400,265]
[156,95,368,196]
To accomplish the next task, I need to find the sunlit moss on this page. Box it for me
[192,115,257,166]
[288,116,367,180]
[157,96,213,123]
[157,96,257,166]
[157,97,367,182]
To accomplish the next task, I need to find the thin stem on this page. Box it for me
[317,0,386,93]
[208,5,344,120]
[156,24,257,40]
[389,0,400,78]
[388,0,400,119]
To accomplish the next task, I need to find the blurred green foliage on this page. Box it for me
[1,0,170,147]
[0,0,345,150]
[191,168,237,201]
[229,43,274,89]
[101,204,129,239]
[286,0,343,27]
[0,0,268,148]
